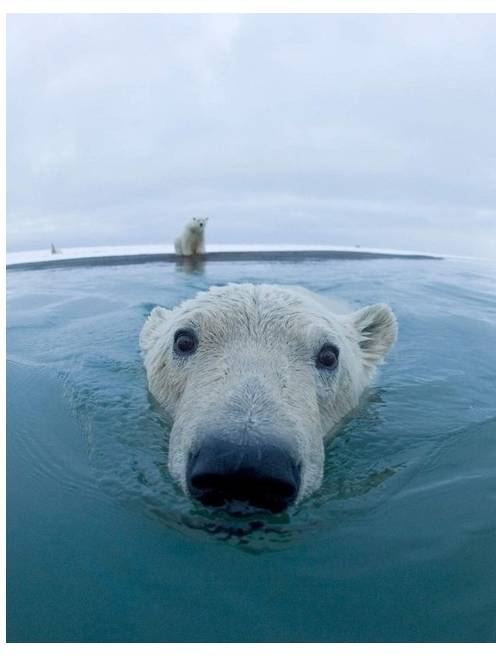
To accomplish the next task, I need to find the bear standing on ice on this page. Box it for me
[140,284,397,513]
[174,217,208,256]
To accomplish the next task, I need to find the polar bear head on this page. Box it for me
[190,216,208,231]
[140,284,397,514]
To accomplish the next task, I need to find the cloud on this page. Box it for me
[6,14,496,257]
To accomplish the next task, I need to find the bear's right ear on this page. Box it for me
[139,306,171,353]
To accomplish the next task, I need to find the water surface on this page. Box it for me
[7,256,496,642]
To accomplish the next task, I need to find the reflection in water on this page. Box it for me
[175,255,206,275]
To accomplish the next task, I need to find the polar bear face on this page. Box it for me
[140,284,397,514]
[190,216,208,231]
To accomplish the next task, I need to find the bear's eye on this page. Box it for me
[173,329,198,356]
[316,343,339,370]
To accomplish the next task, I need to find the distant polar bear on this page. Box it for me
[174,217,208,256]
[140,284,397,513]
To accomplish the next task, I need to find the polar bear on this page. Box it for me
[174,217,208,256]
[140,284,397,514]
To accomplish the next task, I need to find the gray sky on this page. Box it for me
[7,13,496,257]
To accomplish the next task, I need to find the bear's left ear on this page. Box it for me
[352,304,398,368]
[139,306,171,353]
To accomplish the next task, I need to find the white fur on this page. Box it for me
[174,217,208,256]
[140,284,397,502]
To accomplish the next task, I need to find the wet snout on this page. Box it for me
[186,434,301,514]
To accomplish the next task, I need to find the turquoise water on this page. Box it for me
[7,256,496,642]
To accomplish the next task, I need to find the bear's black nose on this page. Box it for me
[186,437,300,514]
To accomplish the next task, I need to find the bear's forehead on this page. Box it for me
[176,284,306,316]
[172,284,342,339]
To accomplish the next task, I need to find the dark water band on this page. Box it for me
[7,249,442,272]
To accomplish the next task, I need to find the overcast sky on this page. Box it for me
[6,13,496,257]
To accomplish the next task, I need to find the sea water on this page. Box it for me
[6,255,496,642]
